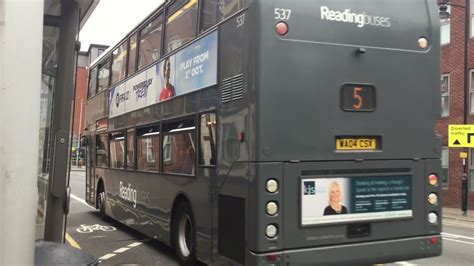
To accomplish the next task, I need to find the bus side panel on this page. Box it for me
[213,6,255,264]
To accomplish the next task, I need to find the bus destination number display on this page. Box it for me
[336,137,377,151]
[341,84,375,112]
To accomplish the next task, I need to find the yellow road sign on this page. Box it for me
[449,125,474,147]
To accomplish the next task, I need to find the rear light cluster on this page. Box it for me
[427,173,439,225]
[265,178,279,239]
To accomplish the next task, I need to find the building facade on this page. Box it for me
[438,0,474,209]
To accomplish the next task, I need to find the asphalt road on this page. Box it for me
[67,171,474,265]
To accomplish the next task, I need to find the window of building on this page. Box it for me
[128,33,138,77]
[441,74,449,117]
[199,113,217,166]
[88,67,97,98]
[470,148,474,190]
[162,119,196,175]
[164,0,198,54]
[96,134,109,168]
[469,70,474,114]
[127,129,135,169]
[137,126,160,172]
[201,0,246,32]
[441,147,449,188]
[111,41,128,85]
[110,132,125,169]
[139,14,163,70]
[97,57,111,92]
[441,5,450,45]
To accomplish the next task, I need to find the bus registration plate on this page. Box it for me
[336,137,377,150]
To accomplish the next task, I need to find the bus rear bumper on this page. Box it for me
[247,235,442,266]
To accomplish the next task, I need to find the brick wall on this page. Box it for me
[438,0,474,209]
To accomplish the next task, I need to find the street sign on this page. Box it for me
[448,125,474,147]
[460,152,468,159]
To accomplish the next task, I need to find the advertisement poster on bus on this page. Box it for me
[301,175,412,226]
[109,31,218,118]
[174,30,218,95]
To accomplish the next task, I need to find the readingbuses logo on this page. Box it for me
[304,181,316,195]
[320,6,391,28]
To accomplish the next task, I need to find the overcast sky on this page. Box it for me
[79,0,164,52]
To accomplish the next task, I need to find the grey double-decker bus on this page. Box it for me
[82,0,442,265]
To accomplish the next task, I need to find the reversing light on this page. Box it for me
[275,22,289,36]
[266,224,278,238]
[418,37,429,49]
[428,193,438,205]
[266,201,279,216]
[266,179,279,193]
[428,212,438,224]
[428,174,438,186]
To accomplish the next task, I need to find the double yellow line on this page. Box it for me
[65,233,81,249]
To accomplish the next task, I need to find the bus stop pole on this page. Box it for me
[0,0,44,264]
[43,0,80,243]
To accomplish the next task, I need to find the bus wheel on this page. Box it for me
[97,191,106,218]
[173,201,196,266]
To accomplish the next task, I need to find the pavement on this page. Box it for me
[442,207,474,227]
[68,166,474,227]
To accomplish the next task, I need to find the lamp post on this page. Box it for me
[439,0,469,215]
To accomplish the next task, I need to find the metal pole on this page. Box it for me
[463,0,470,216]
[44,0,80,242]
[0,0,44,264]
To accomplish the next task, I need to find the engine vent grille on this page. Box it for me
[221,74,244,103]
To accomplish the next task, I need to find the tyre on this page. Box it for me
[97,191,106,219]
[172,201,197,266]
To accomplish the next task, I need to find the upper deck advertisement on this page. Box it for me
[301,175,412,226]
[109,31,218,118]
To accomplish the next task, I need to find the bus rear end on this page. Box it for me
[250,0,441,264]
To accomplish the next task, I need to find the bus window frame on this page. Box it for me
[136,122,162,174]
[127,32,139,78]
[137,12,165,71]
[109,130,126,170]
[164,0,199,55]
[110,40,129,86]
[161,115,197,177]
[97,56,112,94]
[87,66,98,99]
[125,127,136,171]
[198,110,217,168]
[95,133,110,169]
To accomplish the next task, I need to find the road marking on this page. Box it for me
[65,233,81,250]
[98,242,143,261]
[70,193,96,210]
[127,242,143,248]
[443,237,474,245]
[114,247,130,253]
[442,232,474,241]
[99,253,117,260]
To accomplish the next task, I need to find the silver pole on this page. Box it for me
[0,0,44,264]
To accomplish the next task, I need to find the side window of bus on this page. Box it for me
[110,132,125,169]
[164,0,198,54]
[96,134,109,168]
[137,126,160,172]
[199,113,217,166]
[97,57,111,92]
[162,119,196,175]
[201,0,246,32]
[128,33,138,76]
[88,67,97,98]
[111,41,128,85]
[126,129,135,169]
[138,14,163,70]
